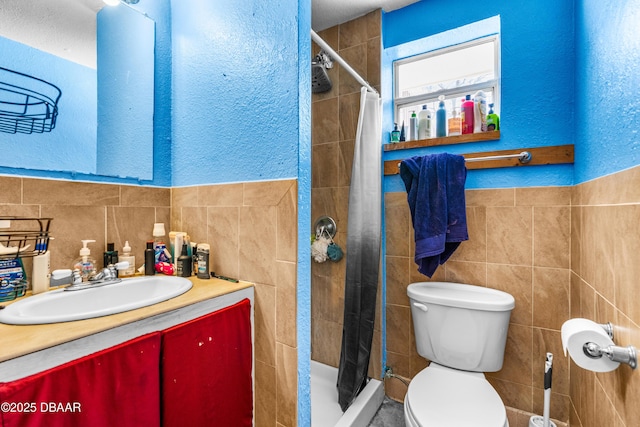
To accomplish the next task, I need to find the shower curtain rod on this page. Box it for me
[311,29,379,95]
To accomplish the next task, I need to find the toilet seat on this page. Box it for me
[404,363,508,427]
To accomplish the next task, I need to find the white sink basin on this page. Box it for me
[0,276,192,325]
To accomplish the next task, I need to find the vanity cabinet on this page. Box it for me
[162,299,253,427]
[0,288,254,427]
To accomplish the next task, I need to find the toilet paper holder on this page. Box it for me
[582,322,637,370]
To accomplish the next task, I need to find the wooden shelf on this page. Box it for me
[384,144,574,175]
[384,130,501,152]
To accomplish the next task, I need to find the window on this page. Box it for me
[393,36,500,138]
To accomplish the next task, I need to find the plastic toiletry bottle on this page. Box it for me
[408,111,418,141]
[486,103,500,131]
[153,223,171,265]
[73,240,97,281]
[177,243,192,277]
[448,108,462,136]
[119,241,136,277]
[103,242,118,270]
[196,244,210,279]
[32,250,50,294]
[390,123,400,143]
[436,95,447,137]
[461,95,475,134]
[417,105,432,140]
[473,90,487,133]
[144,241,155,275]
[399,121,406,142]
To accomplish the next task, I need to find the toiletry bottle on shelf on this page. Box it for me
[73,240,97,281]
[120,241,136,277]
[144,241,155,275]
[32,250,50,294]
[448,108,462,136]
[436,95,447,137]
[196,244,210,279]
[417,105,432,140]
[399,121,406,142]
[473,90,487,132]
[461,95,475,134]
[153,223,171,265]
[177,243,192,278]
[409,111,418,141]
[487,103,500,131]
[390,123,400,143]
[103,242,118,270]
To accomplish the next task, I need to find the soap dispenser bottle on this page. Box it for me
[119,241,136,278]
[73,240,97,281]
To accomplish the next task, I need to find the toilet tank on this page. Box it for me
[407,282,515,372]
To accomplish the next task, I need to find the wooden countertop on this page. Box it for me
[0,276,253,363]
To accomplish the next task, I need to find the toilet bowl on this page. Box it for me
[405,282,515,427]
[403,363,508,427]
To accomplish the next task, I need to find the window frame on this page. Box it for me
[393,35,501,125]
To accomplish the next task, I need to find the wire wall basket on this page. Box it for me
[0,67,61,135]
[0,217,53,260]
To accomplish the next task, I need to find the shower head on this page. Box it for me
[312,51,333,93]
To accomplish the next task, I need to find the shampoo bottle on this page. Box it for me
[486,103,500,131]
[436,95,447,137]
[73,240,97,281]
[120,241,136,277]
[408,111,418,141]
[473,90,487,132]
[417,105,432,140]
[461,95,475,134]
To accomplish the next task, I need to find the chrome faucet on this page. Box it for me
[53,262,129,291]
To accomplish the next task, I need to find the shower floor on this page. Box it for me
[311,361,384,427]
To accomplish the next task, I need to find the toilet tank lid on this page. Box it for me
[407,282,515,311]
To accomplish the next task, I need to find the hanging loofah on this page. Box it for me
[327,242,343,262]
[311,235,330,263]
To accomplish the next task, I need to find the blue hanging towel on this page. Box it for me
[399,153,468,277]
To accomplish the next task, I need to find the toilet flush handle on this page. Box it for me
[412,302,428,312]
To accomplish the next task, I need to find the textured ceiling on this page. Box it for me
[0,0,104,68]
[0,0,419,68]
[312,0,419,31]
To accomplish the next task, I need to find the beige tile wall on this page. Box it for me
[0,176,171,273]
[569,166,640,427]
[311,10,383,380]
[172,180,298,427]
[385,186,573,426]
[0,176,298,427]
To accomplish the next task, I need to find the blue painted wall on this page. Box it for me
[574,0,640,184]
[170,0,300,187]
[0,37,97,174]
[382,0,576,190]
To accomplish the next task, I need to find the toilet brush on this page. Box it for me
[529,353,557,427]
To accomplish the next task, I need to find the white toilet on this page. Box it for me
[404,282,515,427]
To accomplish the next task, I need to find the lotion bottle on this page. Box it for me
[417,105,432,140]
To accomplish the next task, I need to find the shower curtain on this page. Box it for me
[337,86,382,412]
